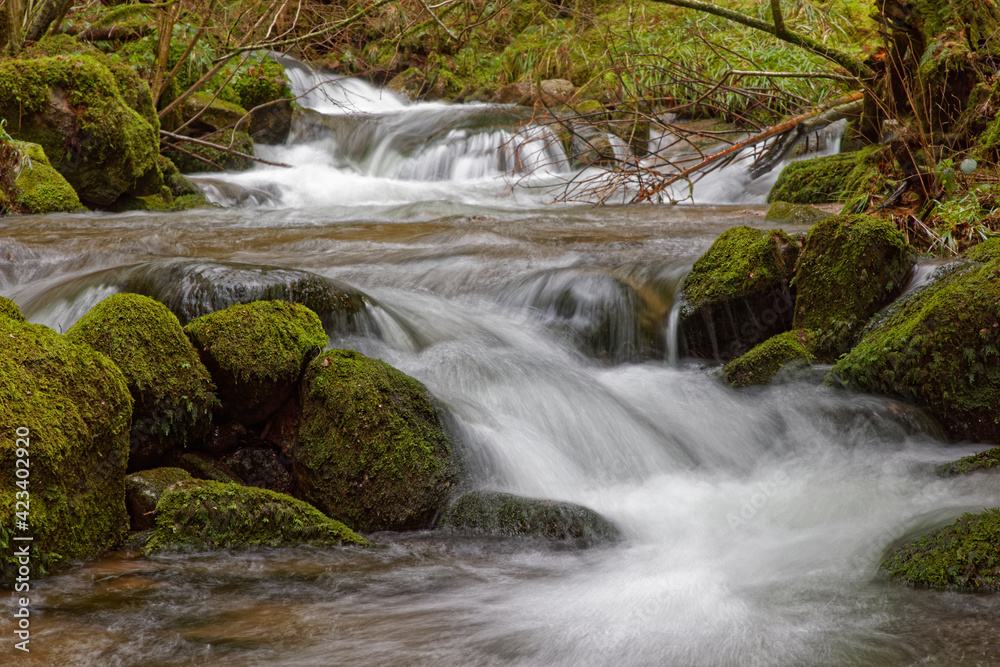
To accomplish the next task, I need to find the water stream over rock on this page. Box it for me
[1,69,998,665]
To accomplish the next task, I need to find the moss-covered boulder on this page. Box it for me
[232,56,293,144]
[0,55,162,207]
[66,294,218,469]
[184,301,327,425]
[793,215,914,357]
[723,329,816,388]
[968,237,1000,263]
[294,349,458,532]
[938,447,1000,476]
[0,318,133,586]
[766,146,882,205]
[166,452,243,484]
[830,261,1000,442]
[678,226,800,362]
[143,479,368,553]
[182,92,249,133]
[124,467,193,531]
[165,128,255,173]
[881,509,1000,590]
[11,142,85,214]
[438,490,620,546]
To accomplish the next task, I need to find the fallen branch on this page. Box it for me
[647,91,864,198]
[160,130,292,167]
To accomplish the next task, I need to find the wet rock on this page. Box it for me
[0,316,132,585]
[793,214,914,357]
[679,226,800,362]
[184,301,327,425]
[438,490,620,546]
[7,141,85,214]
[143,479,368,553]
[938,446,1000,477]
[201,421,258,458]
[165,128,255,173]
[723,329,815,388]
[830,260,1000,442]
[764,201,831,225]
[66,293,218,470]
[569,126,620,168]
[767,145,884,205]
[495,79,576,106]
[182,93,249,134]
[881,509,1000,590]
[167,452,243,485]
[222,447,293,494]
[125,467,193,530]
[294,349,458,532]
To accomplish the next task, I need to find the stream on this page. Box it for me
[2,67,1000,666]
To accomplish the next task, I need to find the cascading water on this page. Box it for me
[2,64,999,666]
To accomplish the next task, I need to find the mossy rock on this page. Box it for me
[0,318,133,586]
[143,479,368,553]
[938,447,1000,477]
[967,238,1000,263]
[124,467,193,531]
[13,142,86,214]
[66,294,218,470]
[830,261,1000,442]
[184,301,327,425]
[881,509,1000,590]
[165,128,255,173]
[294,349,458,532]
[793,215,914,358]
[111,191,211,212]
[767,146,882,205]
[158,155,202,198]
[723,329,816,388]
[678,226,800,362]
[0,296,26,322]
[183,92,249,133]
[438,490,620,546]
[764,201,831,225]
[0,55,162,207]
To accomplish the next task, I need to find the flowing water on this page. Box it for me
[2,69,1000,666]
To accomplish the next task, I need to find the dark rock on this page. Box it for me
[222,447,293,494]
[124,467,193,530]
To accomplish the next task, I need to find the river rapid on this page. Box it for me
[2,70,1000,666]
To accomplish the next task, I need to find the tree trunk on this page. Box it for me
[23,0,73,43]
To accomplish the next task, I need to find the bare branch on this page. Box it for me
[160,129,292,167]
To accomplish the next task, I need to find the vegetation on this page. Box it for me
[722,329,814,387]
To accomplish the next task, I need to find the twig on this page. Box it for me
[159,130,292,167]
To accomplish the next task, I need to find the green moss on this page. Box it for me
[938,447,1000,476]
[13,142,85,214]
[125,467,193,530]
[144,479,368,553]
[793,214,914,357]
[185,92,249,131]
[967,237,1000,262]
[683,226,797,308]
[767,146,883,204]
[184,300,327,425]
[232,57,290,111]
[294,349,457,532]
[882,509,1000,590]
[0,318,133,586]
[66,293,218,469]
[167,452,242,485]
[0,296,26,322]
[679,226,799,361]
[438,490,620,546]
[723,329,815,388]
[0,55,161,207]
[830,261,1000,441]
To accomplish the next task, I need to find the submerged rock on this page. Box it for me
[438,490,620,546]
[0,317,133,585]
[723,329,815,388]
[125,467,193,531]
[143,479,368,553]
[881,509,1000,590]
[678,226,799,362]
[184,300,327,425]
[67,293,218,469]
[793,214,914,358]
[294,349,457,532]
[830,260,1000,442]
